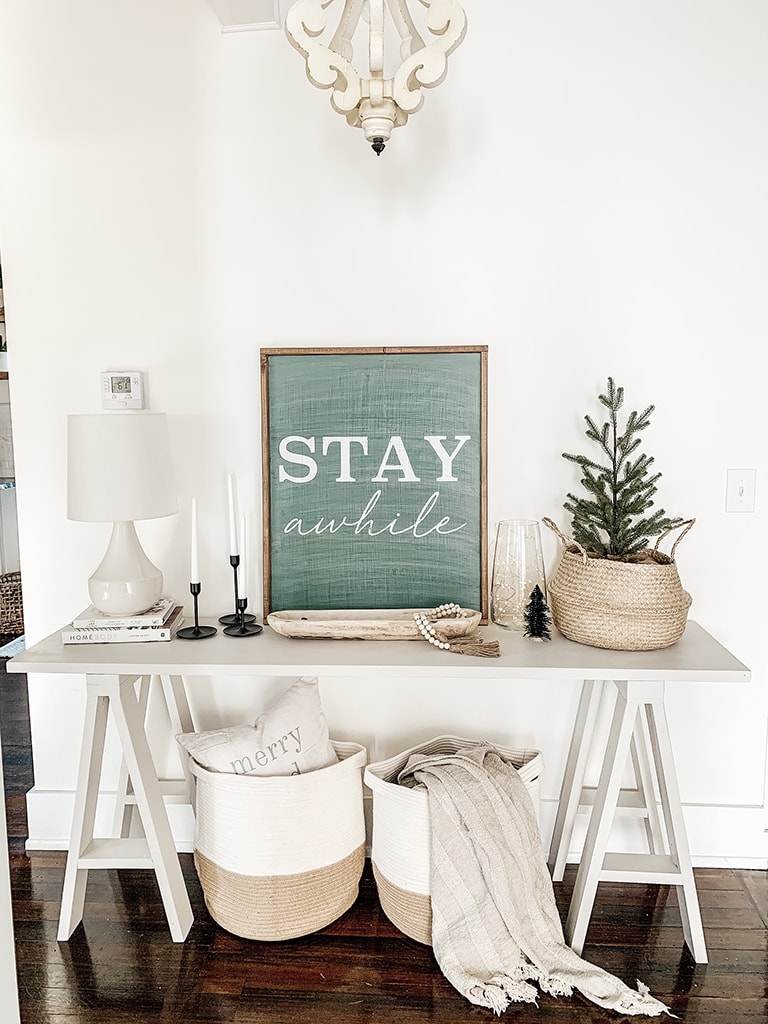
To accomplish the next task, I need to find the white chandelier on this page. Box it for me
[285,0,467,155]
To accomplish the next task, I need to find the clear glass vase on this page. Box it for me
[490,519,547,631]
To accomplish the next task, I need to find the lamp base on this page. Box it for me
[88,520,164,617]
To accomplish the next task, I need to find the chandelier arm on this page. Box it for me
[392,0,466,114]
[328,0,365,62]
[384,0,425,56]
[369,0,385,107]
[285,0,363,111]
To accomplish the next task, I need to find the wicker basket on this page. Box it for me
[190,740,367,941]
[364,735,544,945]
[543,517,694,652]
[0,571,23,635]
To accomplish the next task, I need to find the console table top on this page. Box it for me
[7,619,750,683]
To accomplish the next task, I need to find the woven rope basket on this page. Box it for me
[543,517,694,652]
[190,740,367,941]
[364,735,544,946]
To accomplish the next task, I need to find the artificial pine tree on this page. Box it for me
[523,585,552,641]
[562,378,681,560]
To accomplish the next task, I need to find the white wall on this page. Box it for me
[0,0,765,865]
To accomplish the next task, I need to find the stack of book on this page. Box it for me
[61,597,184,645]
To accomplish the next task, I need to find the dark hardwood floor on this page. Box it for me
[2,656,766,1023]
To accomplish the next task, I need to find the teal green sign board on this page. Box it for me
[261,347,488,618]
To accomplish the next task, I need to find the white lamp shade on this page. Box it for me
[67,413,177,522]
[67,412,177,615]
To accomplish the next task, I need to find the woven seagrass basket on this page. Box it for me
[364,735,544,946]
[0,571,23,635]
[190,741,367,941]
[543,517,694,652]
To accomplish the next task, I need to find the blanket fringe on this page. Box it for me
[538,975,574,998]
[466,973,673,1018]
[469,975,539,1015]
[612,981,675,1018]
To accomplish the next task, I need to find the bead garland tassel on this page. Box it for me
[413,604,500,658]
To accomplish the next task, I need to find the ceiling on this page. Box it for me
[207,0,289,32]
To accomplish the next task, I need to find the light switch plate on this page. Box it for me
[725,468,756,513]
[101,370,145,410]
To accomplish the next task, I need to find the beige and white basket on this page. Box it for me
[191,741,367,941]
[364,735,544,945]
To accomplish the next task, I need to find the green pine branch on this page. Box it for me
[562,377,682,558]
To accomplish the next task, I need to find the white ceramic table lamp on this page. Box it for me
[67,412,177,616]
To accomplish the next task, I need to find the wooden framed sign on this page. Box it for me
[261,346,488,619]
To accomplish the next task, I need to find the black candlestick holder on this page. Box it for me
[219,555,257,625]
[223,597,263,637]
[177,583,218,640]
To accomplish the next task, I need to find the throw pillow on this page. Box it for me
[176,675,338,776]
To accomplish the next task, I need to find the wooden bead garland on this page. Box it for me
[412,604,500,658]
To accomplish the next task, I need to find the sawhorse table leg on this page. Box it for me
[58,673,193,942]
[551,678,706,963]
[548,679,604,882]
[113,674,196,838]
[548,680,665,880]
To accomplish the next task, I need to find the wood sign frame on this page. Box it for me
[260,346,488,620]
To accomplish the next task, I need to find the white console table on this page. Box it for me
[6,619,750,963]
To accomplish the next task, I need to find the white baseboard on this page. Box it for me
[24,788,768,869]
[537,798,768,870]
[25,786,195,854]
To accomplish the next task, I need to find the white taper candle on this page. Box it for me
[227,474,239,556]
[190,498,200,584]
[239,514,248,599]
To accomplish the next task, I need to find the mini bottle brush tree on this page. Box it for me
[562,378,682,561]
[524,585,552,641]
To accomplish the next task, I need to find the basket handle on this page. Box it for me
[653,518,696,560]
[543,516,695,564]
[541,517,589,567]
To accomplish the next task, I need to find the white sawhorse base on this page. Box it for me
[113,674,197,839]
[58,673,195,943]
[548,678,707,963]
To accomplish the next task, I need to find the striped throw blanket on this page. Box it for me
[398,743,671,1017]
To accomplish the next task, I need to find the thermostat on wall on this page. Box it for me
[101,370,145,409]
